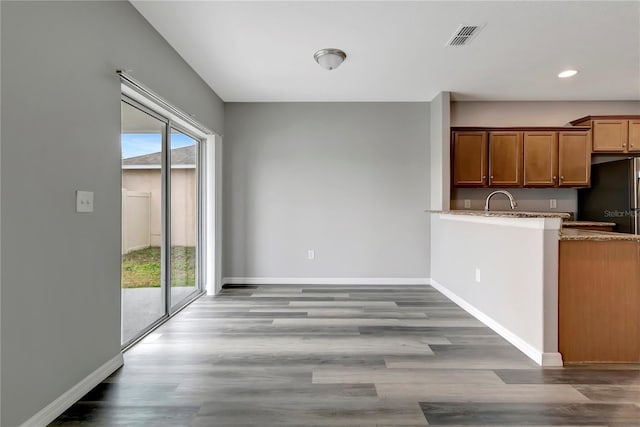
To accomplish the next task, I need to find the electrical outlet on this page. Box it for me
[550,199,557,209]
[464,199,471,209]
[475,268,481,283]
[307,249,315,260]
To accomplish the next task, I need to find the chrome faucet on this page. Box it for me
[484,190,518,212]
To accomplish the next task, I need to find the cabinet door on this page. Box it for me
[523,131,558,187]
[453,131,487,187]
[558,131,591,187]
[628,120,640,152]
[592,120,629,152]
[488,131,523,187]
[559,240,640,363]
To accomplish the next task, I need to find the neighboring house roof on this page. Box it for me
[123,145,196,169]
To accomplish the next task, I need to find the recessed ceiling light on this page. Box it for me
[558,69,578,78]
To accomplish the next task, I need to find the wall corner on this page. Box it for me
[429,91,451,211]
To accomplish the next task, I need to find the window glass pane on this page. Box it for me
[121,101,166,345]
[169,128,199,309]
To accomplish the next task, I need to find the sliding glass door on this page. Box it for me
[121,101,166,345]
[169,128,200,311]
[121,98,204,347]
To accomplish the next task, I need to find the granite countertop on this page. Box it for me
[562,221,617,227]
[560,228,640,241]
[429,210,571,219]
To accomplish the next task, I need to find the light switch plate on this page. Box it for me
[549,199,557,209]
[76,190,94,213]
[464,199,471,209]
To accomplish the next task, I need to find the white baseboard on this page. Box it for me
[429,279,562,367]
[20,353,124,427]
[222,277,430,286]
[541,352,564,367]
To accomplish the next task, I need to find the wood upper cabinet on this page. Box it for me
[558,130,591,187]
[523,132,558,187]
[488,132,523,187]
[570,116,640,153]
[452,128,590,188]
[592,120,628,152]
[452,131,487,186]
[629,120,640,152]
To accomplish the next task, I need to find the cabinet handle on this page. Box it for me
[482,175,486,179]
[623,143,627,147]
[490,176,494,179]
[560,176,564,180]
[553,176,557,180]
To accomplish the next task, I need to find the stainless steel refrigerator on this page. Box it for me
[577,158,640,234]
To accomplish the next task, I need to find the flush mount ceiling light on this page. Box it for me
[314,48,347,71]
[558,69,579,78]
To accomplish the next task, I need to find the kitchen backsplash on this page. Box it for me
[451,187,577,215]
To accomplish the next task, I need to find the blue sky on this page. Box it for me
[121,133,195,159]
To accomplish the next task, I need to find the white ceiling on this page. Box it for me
[131,0,640,102]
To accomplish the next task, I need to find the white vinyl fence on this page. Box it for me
[122,189,151,254]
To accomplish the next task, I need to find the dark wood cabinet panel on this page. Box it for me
[572,117,640,153]
[452,128,590,188]
[558,131,591,187]
[523,132,558,187]
[488,132,523,187]
[592,120,628,152]
[452,131,487,187]
[559,240,640,363]
[629,120,640,152]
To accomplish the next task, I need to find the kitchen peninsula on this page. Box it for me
[429,209,640,367]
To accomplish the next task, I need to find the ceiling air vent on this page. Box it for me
[447,24,483,47]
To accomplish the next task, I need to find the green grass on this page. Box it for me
[122,246,196,288]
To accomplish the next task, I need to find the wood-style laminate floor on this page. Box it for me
[51,285,640,426]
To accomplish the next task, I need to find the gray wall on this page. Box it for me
[450,101,640,214]
[430,214,562,363]
[223,103,430,280]
[0,3,3,422]
[429,92,450,211]
[1,1,223,425]
[451,101,640,127]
